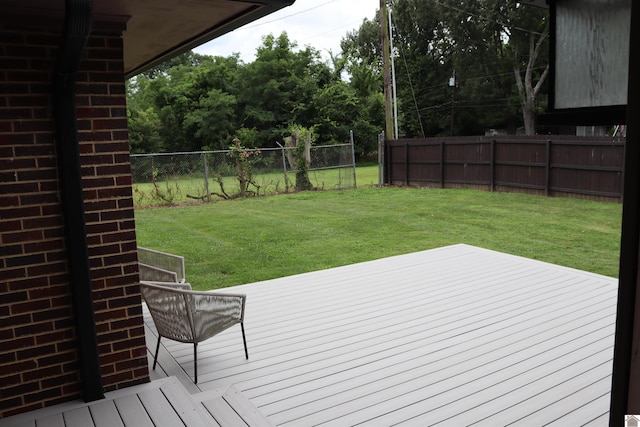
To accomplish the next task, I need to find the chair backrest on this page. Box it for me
[139,263,179,283]
[138,247,186,282]
[140,282,195,343]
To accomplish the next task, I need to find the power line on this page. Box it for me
[396,17,426,137]
[242,0,342,30]
[430,0,545,36]
[401,66,548,99]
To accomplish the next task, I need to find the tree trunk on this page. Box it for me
[287,131,313,191]
[513,22,550,135]
[522,101,537,135]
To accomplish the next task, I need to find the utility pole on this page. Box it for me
[389,6,399,140]
[449,70,456,137]
[380,0,393,141]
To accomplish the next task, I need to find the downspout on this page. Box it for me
[54,0,103,402]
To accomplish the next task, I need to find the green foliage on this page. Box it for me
[233,127,260,149]
[226,138,262,198]
[126,1,548,157]
[126,31,382,157]
[342,0,548,137]
[128,107,163,154]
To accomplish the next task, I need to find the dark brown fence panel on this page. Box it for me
[385,135,625,202]
[443,140,492,187]
[407,141,441,186]
[494,139,547,194]
[549,140,624,198]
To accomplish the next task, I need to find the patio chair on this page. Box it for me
[140,281,248,384]
[138,246,186,283]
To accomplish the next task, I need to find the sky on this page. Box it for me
[194,0,380,63]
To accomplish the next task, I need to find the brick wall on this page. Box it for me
[0,23,149,418]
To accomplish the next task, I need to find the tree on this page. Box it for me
[126,34,386,156]
[237,33,321,145]
[341,16,384,67]
[128,107,163,154]
[344,62,385,155]
[345,0,548,137]
[285,125,314,191]
[134,54,243,152]
[504,5,550,135]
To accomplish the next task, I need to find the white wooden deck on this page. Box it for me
[1,377,215,427]
[145,244,618,426]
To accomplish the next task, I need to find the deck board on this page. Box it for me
[138,388,187,426]
[35,413,65,427]
[143,244,616,425]
[89,401,125,427]
[61,407,94,427]
[2,377,212,427]
[112,396,154,427]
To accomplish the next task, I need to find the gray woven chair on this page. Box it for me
[140,281,248,383]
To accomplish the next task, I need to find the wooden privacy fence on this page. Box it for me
[384,135,626,202]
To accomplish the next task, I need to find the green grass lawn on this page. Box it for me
[134,186,622,290]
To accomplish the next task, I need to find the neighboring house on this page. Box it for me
[0,0,293,419]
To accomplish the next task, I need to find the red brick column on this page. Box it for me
[0,23,149,419]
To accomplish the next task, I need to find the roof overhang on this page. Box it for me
[0,0,295,78]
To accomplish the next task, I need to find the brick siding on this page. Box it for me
[0,24,149,419]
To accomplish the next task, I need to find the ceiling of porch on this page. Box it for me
[0,0,295,77]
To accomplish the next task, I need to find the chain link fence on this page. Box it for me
[131,141,356,206]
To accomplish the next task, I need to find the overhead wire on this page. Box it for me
[407,66,547,99]
[391,5,426,137]
[388,0,546,132]
[430,0,544,36]
[242,0,342,29]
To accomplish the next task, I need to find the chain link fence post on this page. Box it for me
[378,132,385,187]
[202,151,210,202]
[350,130,357,189]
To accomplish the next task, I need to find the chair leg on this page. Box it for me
[241,322,249,359]
[152,336,161,370]
[194,343,198,384]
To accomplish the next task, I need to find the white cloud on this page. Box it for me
[194,0,380,63]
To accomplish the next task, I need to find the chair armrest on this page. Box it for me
[188,292,246,342]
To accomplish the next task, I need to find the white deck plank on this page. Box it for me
[89,400,125,427]
[61,407,93,427]
[2,377,212,427]
[220,385,275,427]
[113,395,154,427]
[198,384,275,426]
[4,420,34,427]
[158,377,214,426]
[143,244,618,426]
[137,388,186,427]
[34,413,64,427]
[201,398,244,426]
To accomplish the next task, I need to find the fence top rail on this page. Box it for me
[386,136,626,146]
[130,143,353,158]
[131,151,209,157]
